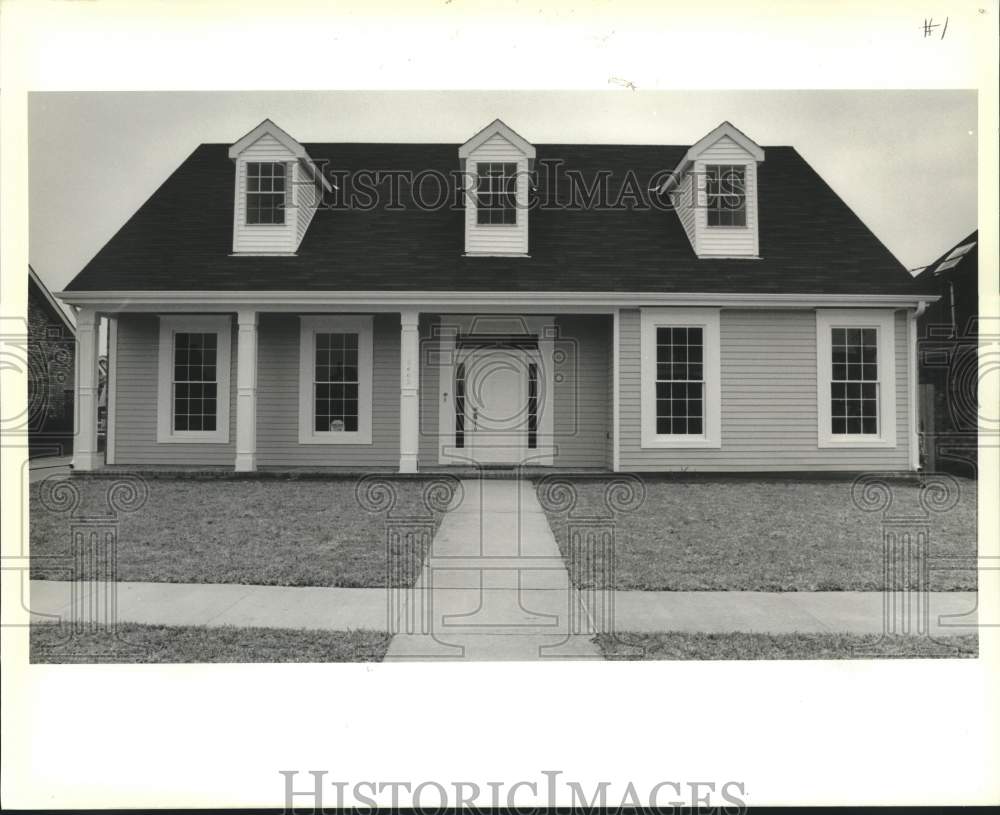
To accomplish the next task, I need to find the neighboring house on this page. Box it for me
[914,231,978,476]
[28,266,76,456]
[57,119,938,473]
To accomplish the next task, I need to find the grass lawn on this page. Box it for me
[30,478,443,588]
[596,632,979,660]
[30,622,390,663]
[539,478,977,591]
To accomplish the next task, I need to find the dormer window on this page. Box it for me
[229,119,332,254]
[458,119,535,256]
[246,162,286,225]
[661,122,764,258]
[705,165,746,227]
[476,162,518,225]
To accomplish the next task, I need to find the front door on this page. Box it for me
[461,348,530,464]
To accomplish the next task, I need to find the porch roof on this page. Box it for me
[64,142,933,297]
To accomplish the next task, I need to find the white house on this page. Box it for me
[57,118,936,474]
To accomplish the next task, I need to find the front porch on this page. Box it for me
[71,307,615,474]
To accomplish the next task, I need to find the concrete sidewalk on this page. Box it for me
[609,590,979,636]
[29,580,387,631]
[30,579,979,639]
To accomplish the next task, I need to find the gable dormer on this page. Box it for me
[228,119,331,255]
[665,121,765,259]
[458,119,536,256]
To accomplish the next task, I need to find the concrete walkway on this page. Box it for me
[384,478,602,661]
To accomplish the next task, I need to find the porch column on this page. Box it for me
[72,307,102,471]
[235,309,258,472]
[399,309,420,473]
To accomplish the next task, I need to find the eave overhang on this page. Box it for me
[56,290,938,314]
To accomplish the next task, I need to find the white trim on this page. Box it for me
[536,320,555,466]
[435,315,554,465]
[462,252,531,258]
[908,302,927,470]
[612,308,620,472]
[231,160,241,254]
[156,315,232,444]
[399,309,420,473]
[815,309,897,449]
[462,347,528,464]
[685,121,765,163]
[229,119,333,201]
[640,307,721,449]
[458,118,536,159]
[437,326,458,464]
[298,315,373,445]
[659,121,765,195]
[56,290,940,312]
[242,159,291,227]
[71,308,102,470]
[229,119,306,160]
[234,309,259,472]
[106,317,118,465]
[695,159,759,258]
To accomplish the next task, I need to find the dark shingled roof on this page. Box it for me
[65,142,928,295]
[913,230,978,283]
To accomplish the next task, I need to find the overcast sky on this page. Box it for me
[29,90,977,294]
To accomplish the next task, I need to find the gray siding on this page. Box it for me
[114,315,237,466]
[256,314,400,467]
[552,315,612,468]
[618,308,911,471]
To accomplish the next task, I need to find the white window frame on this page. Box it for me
[475,161,518,226]
[816,309,896,449]
[156,315,232,444]
[704,164,748,228]
[298,315,373,445]
[640,307,721,449]
[245,161,288,226]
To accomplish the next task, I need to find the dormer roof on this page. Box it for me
[228,118,308,159]
[458,118,536,160]
[684,120,765,163]
[659,121,765,194]
[228,119,332,192]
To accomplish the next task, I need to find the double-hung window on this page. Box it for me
[655,326,704,436]
[705,164,746,227]
[156,316,232,443]
[641,308,721,448]
[298,316,373,444]
[816,310,896,448]
[246,161,286,225]
[476,162,517,225]
[830,327,879,436]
